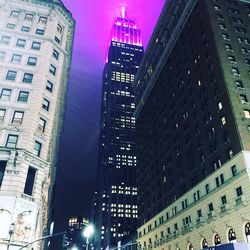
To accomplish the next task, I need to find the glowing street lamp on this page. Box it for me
[71,245,78,250]
[83,224,94,250]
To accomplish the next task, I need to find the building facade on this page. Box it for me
[0,0,75,249]
[135,0,250,249]
[93,10,144,250]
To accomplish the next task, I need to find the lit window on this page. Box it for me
[6,134,18,148]
[52,49,59,60]
[244,109,250,118]
[6,23,15,29]
[42,98,50,111]
[1,36,11,45]
[17,91,29,102]
[0,109,6,122]
[27,57,37,66]
[34,141,42,156]
[10,11,19,18]
[21,26,30,32]
[221,116,226,125]
[11,54,22,63]
[24,13,34,21]
[38,118,46,132]
[31,41,41,50]
[46,80,53,92]
[49,64,56,75]
[6,70,17,81]
[16,39,26,48]
[0,89,11,100]
[22,73,33,83]
[24,167,36,195]
[218,102,223,110]
[35,29,45,35]
[12,111,24,125]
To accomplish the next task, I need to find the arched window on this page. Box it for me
[202,238,208,249]
[228,228,237,242]
[188,243,193,250]
[214,234,221,246]
[245,222,250,243]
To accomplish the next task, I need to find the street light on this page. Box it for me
[83,224,94,250]
[71,245,78,250]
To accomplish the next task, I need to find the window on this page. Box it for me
[222,33,230,40]
[31,41,41,50]
[232,67,240,75]
[22,73,33,83]
[27,57,37,66]
[0,161,7,188]
[42,98,50,111]
[1,36,11,45]
[221,195,227,204]
[38,118,46,132]
[6,70,17,81]
[202,239,208,249]
[21,26,30,32]
[16,39,26,48]
[205,184,210,194]
[6,23,15,29]
[24,167,36,195]
[225,44,233,52]
[197,209,202,218]
[221,116,226,125]
[49,64,56,75]
[12,111,24,125]
[208,203,214,212]
[236,186,243,197]
[24,13,33,21]
[6,134,18,148]
[215,174,224,187]
[240,94,248,104]
[0,89,11,100]
[219,23,226,30]
[39,16,47,24]
[218,102,223,110]
[46,80,53,92]
[244,109,250,119]
[0,109,6,122]
[34,141,42,157]
[235,80,244,89]
[11,54,22,63]
[52,49,59,60]
[214,5,221,11]
[0,52,6,61]
[35,29,45,35]
[231,165,237,177]
[57,24,63,33]
[228,55,236,63]
[228,229,237,242]
[54,36,60,44]
[10,11,19,18]
[214,234,221,246]
[17,91,29,102]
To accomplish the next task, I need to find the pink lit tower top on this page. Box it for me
[111,7,142,46]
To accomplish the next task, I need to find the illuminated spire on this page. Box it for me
[121,6,126,18]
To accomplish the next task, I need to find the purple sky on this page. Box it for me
[52,0,165,238]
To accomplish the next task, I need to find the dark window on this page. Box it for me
[54,36,60,44]
[231,165,237,176]
[46,80,53,92]
[52,49,59,60]
[197,209,202,217]
[42,98,50,111]
[205,184,210,194]
[16,39,26,48]
[18,91,29,102]
[27,57,37,66]
[6,134,18,148]
[24,167,36,195]
[208,203,214,211]
[221,195,227,204]
[6,70,17,81]
[0,161,7,188]
[31,41,41,50]
[236,186,243,197]
[22,73,33,83]
[57,24,63,33]
[49,64,56,75]
[34,141,42,156]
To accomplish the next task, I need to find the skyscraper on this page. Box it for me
[94,9,144,250]
[135,0,250,249]
[0,0,74,249]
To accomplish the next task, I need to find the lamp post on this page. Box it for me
[0,208,32,250]
[83,224,94,250]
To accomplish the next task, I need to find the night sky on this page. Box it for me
[52,0,165,236]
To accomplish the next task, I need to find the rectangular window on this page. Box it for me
[0,89,11,100]
[205,184,210,194]
[12,111,24,125]
[21,26,30,32]
[6,70,17,81]
[38,118,46,132]
[52,49,59,60]
[221,195,227,205]
[232,67,240,75]
[57,24,63,33]
[27,57,37,66]
[39,16,47,24]
[10,11,19,18]
[31,41,41,50]
[35,29,45,35]
[54,36,60,44]
[24,167,36,196]
[18,91,29,102]
[239,94,248,104]
[49,64,56,75]
[46,80,53,92]
[244,109,250,119]
[22,73,33,83]
[235,80,244,89]
[6,134,18,148]
[231,165,237,177]
[34,141,42,157]
[16,39,26,48]
[1,36,11,45]
[0,52,6,61]
[24,13,33,21]
[11,54,22,63]
[236,186,243,197]
[208,203,214,212]
[197,209,202,218]
[42,98,50,111]
[0,161,7,188]
[6,23,16,29]
[0,109,6,122]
